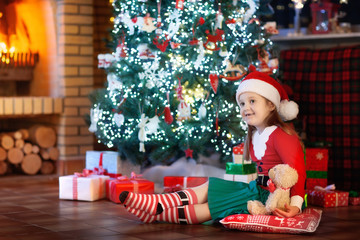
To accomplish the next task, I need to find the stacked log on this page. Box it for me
[0,126,58,175]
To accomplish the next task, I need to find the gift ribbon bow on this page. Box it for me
[313,184,340,206]
[116,172,143,193]
[74,169,93,177]
[73,169,93,200]
[117,172,143,181]
[314,184,336,192]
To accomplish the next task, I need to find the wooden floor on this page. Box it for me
[0,175,359,240]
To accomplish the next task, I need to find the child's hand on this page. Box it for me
[272,203,300,218]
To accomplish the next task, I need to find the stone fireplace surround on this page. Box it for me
[0,0,112,175]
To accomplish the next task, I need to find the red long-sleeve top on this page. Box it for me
[249,126,306,210]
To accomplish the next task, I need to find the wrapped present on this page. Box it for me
[163,176,208,193]
[86,151,140,177]
[349,191,360,206]
[224,173,257,183]
[106,172,154,203]
[305,148,328,189]
[59,170,109,201]
[225,162,257,175]
[306,185,349,208]
[232,144,244,164]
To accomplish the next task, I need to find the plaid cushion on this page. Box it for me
[280,45,360,191]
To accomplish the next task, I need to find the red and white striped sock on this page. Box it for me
[125,205,199,224]
[120,189,198,215]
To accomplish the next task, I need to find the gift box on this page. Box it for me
[350,197,360,206]
[106,174,154,203]
[305,148,328,189]
[163,176,208,193]
[224,173,257,183]
[86,151,140,177]
[59,171,109,201]
[232,144,244,164]
[225,162,257,175]
[306,189,349,208]
[349,191,360,206]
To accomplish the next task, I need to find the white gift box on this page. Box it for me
[224,173,258,183]
[85,151,140,176]
[59,174,109,201]
[232,154,243,164]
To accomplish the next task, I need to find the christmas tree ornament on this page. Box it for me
[138,114,149,152]
[137,43,155,60]
[198,103,207,119]
[264,21,279,35]
[243,0,257,23]
[89,105,103,133]
[115,37,127,61]
[153,35,170,52]
[176,77,191,121]
[185,148,193,159]
[164,92,173,125]
[219,47,228,57]
[139,59,167,89]
[215,11,224,30]
[155,0,163,35]
[194,41,205,69]
[170,42,182,49]
[145,115,160,135]
[256,48,272,75]
[167,9,182,38]
[268,58,279,72]
[121,11,137,35]
[107,73,122,97]
[97,54,105,68]
[177,100,191,121]
[203,29,224,51]
[209,73,219,94]
[104,54,115,68]
[142,13,157,33]
[220,60,246,81]
[114,112,125,127]
[175,77,184,100]
[175,0,185,10]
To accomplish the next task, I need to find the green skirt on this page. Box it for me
[208,177,270,220]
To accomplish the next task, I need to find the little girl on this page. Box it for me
[120,69,306,224]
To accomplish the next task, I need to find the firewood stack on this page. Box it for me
[0,125,59,175]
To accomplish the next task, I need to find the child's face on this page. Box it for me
[238,92,275,133]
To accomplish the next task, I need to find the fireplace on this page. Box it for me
[0,0,113,175]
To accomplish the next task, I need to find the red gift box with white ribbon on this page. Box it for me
[106,172,154,203]
[306,185,349,208]
[163,176,208,193]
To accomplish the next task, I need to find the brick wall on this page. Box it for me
[56,0,95,164]
[54,0,113,174]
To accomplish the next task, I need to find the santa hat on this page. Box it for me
[236,68,299,121]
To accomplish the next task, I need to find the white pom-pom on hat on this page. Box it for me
[236,66,299,121]
[279,99,299,121]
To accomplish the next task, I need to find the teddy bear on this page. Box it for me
[247,164,298,215]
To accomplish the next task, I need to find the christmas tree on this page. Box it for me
[90,0,278,166]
